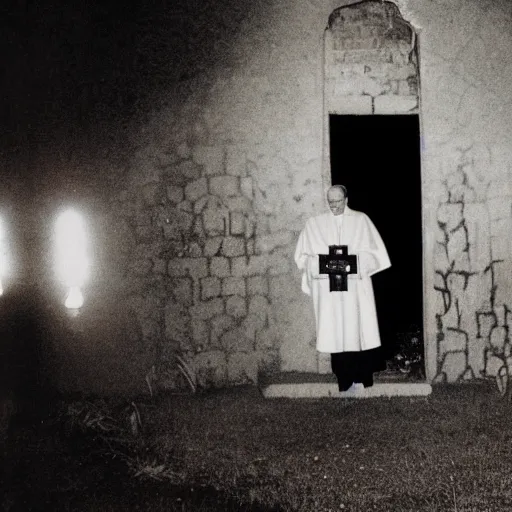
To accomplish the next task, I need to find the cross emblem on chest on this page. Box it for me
[318,245,358,292]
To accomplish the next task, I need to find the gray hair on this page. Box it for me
[328,184,348,198]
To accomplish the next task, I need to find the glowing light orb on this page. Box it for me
[65,286,84,309]
[55,209,89,308]
[0,217,7,287]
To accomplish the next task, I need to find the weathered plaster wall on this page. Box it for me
[400,0,512,383]
[22,0,512,392]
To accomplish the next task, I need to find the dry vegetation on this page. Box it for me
[2,383,512,511]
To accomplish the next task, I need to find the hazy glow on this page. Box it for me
[0,217,7,279]
[55,209,89,287]
[0,280,3,297]
[65,286,84,309]
[56,210,88,310]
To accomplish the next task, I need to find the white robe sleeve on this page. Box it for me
[294,226,314,296]
[357,214,391,277]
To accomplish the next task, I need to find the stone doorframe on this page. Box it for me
[319,1,431,378]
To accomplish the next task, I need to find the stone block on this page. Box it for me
[163,210,194,236]
[185,178,208,202]
[246,240,255,255]
[230,212,246,236]
[225,197,252,212]
[226,146,247,177]
[447,227,468,263]
[373,95,418,114]
[189,298,224,320]
[248,295,270,318]
[193,196,209,214]
[222,277,246,296]
[210,257,230,278]
[192,146,224,176]
[168,258,208,279]
[439,351,466,382]
[446,273,467,299]
[193,351,227,388]
[227,352,258,384]
[242,313,266,340]
[327,95,372,115]
[187,242,202,258]
[177,200,193,212]
[441,330,467,353]
[204,237,223,257]
[203,208,227,236]
[485,355,505,377]
[494,261,512,307]
[477,312,496,341]
[201,277,221,300]
[467,336,485,378]
[226,296,247,319]
[247,276,269,296]
[244,215,255,239]
[211,314,236,347]
[490,326,507,351]
[255,231,293,254]
[209,176,240,197]
[173,278,193,306]
[465,207,490,272]
[221,237,246,257]
[231,255,268,277]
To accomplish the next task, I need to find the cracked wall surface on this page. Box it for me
[30,0,512,392]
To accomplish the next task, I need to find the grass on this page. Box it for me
[3,382,512,511]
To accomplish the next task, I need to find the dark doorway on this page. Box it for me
[329,114,423,367]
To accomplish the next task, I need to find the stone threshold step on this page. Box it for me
[259,372,431,398]
[262,381,432,398]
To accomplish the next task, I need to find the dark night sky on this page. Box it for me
[1,0,251,152]
[0,0,253,276]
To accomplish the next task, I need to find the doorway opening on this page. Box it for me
[329,114,423,376]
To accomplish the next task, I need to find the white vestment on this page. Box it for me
[294,207,391,353]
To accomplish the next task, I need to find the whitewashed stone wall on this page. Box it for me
[66,0,512,391]
[109,139,320,388]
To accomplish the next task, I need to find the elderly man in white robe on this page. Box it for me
[295,185,391,391]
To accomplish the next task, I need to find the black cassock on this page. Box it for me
[330,348,386,391]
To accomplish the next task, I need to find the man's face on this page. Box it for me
[327,189,347,216]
